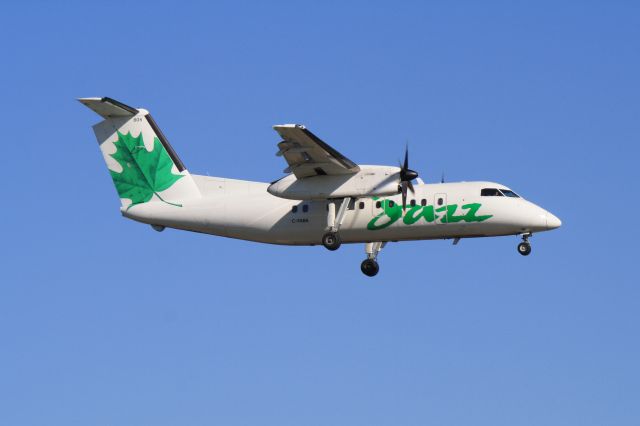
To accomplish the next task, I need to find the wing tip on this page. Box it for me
[273,124,306,130]
[77,97,101,102]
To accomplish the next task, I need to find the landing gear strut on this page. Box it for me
[361,241,385,277]
[517,233,532,256]
[322,197,351,251]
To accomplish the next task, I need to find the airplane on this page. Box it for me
[79,97,561,277]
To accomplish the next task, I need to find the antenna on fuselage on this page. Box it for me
[441,172,445,183]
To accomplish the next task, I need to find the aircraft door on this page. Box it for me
[434,193,447,224]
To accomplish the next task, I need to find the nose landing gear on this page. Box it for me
[517,233,532,256]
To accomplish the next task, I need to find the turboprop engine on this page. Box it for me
[268,165,403,200]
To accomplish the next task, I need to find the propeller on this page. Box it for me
[399,145,419,211]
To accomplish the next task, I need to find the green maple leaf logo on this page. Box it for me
[109,131,183,209]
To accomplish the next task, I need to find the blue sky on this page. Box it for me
[1,1,639,425]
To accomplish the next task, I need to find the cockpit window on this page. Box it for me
[500,189,520,198]
[481,188,503,196]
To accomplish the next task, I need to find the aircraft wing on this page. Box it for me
[273,124,360,178]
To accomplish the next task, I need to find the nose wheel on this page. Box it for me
[517,233,532,256]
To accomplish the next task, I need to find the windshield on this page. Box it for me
[500,189,520,198]
[481,188,521,198]
[481,188,503,196]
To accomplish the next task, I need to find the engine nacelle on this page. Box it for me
[267,165,401,200]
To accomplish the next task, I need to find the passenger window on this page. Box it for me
[376,201,381,208]
[481,188,503,196]
[388,201,395,207]
[437,198,443,206]
[359,201,365,210]
[292,205,298,213]
[302,204,309,213]
[421,199,426,206]
[410,200,416,207]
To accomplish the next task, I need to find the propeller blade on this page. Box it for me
[397,144,418,203]
[403,145,409,172]
[401,181,408,211]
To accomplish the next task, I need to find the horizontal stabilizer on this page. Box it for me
[78,97,139,118]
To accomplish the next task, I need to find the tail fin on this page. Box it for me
[79,97,200,210]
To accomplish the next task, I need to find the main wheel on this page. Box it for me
[360,259,380,277]
[517,242,531,256]
[322,232,342,251]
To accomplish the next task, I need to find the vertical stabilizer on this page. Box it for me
[79,97,201,210]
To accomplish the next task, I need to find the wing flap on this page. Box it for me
[273,124,360,178]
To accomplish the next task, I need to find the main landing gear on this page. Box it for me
[361,259,379,277]
[321,232,341,251]
[361,242,385,277]
[517,233,532,256]
[321,197,351,251]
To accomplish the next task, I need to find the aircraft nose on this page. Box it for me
[546,212,562,230]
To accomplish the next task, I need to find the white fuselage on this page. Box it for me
[122,175,561,245]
